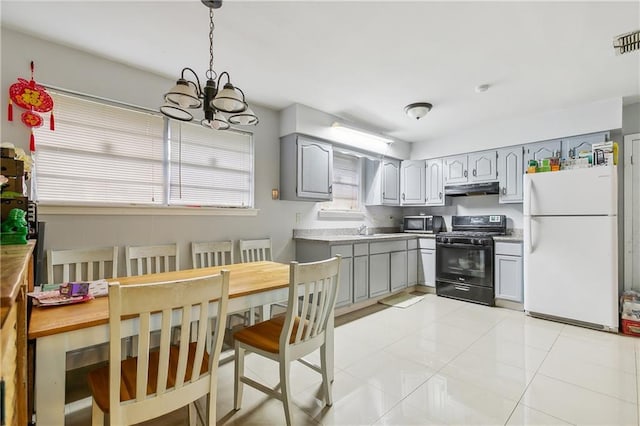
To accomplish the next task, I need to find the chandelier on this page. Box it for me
[160,0,258,130]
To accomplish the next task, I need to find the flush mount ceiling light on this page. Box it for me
[331,122,394,145]
[159,0,258,130]
[613,29,640,55]
[404,102,432,120]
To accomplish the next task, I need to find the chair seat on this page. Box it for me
[233,316,307,354]
[87,342,209,413]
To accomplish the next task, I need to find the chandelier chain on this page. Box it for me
[207,7,216,80]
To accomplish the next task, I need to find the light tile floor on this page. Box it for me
[68,294,640,425]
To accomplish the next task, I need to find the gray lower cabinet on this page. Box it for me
[353,255,369,303]
[330,245,353,308]
[407,248,418,285]
[494,242,523,302]
[417,238,436,287]
[369,253,390,297]
[390,250,408,291]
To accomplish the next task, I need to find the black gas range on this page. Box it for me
[435,215,507,306]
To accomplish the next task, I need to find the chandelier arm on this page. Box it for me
[180,67,204,96]
[216,71,231,87]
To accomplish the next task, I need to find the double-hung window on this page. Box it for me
[33,90,254,208]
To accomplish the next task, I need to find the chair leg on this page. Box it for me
[279,358,293,426]
[91,399,104,426]
[234,343,245,410]
[187,402,197,426]
[208,379,218,425]
[320,344,333,406]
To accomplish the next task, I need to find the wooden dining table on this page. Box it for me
[28,260,334,426]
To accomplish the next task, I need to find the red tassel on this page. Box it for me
[8,99,13,121]
[50,112,55,131]
[30,131,35,153]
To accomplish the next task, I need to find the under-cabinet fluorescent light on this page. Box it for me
[331,122,394,145]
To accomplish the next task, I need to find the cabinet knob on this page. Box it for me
[402,193,405,201]
[464,170,468,178]
[502,187,506,195]
[439,192,442,199]
[329,185,333,194]
[473,169,477,177]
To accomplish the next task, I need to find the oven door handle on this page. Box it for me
[436,243,492,250]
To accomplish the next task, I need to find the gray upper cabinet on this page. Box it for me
[364,158,400,206]
[560,132,608,160]
[524,140,561,165]
[443,155,468,185]
[400,160,426,205]
[425,158,445,206]
[280,134,333,201]
[497,146,524,203]
[468,150,497,182]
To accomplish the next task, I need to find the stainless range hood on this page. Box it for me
[444,181,500,197]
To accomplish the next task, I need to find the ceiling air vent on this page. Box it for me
[613,30,640,55]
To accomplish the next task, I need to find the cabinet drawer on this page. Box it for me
[495,242,522,256]
[407,239,418,250]
[418,238,436,249]
[370,240,406,254]
[353,243,369,256]
[330,244,353,257]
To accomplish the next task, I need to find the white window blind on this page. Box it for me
[168,121,253,207]
[34,91,164,205]
[321,152,360,211]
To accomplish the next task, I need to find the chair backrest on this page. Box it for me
[125,244,179,277]
[46,246,118,284]
[239,238,272,263]
[107,272,230,425]
[280,256,341,351]
[192,241,234,268]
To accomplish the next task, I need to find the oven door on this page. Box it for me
[435,242,495,305]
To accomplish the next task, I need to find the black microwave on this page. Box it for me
[403,215,445,234]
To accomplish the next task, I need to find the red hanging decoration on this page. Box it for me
[29,131,35,153]
[7,61,54,152]
[50,111,55,131]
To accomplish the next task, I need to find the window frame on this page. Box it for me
[32,87,256,213]
[319,149,364,215]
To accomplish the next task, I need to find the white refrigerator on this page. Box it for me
[523,166,619,331]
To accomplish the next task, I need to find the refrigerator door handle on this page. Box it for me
[526,178,533,217]
[528,217,534,253]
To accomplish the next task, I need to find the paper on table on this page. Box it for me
[39,279,110,297]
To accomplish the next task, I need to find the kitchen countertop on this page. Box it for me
[294,233,426,243]
[493,229,523,242]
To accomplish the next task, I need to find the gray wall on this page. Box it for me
[0,28,400,276]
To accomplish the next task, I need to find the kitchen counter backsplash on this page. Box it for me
[293,227,400,238]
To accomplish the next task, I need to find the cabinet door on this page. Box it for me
[407,249,418,285]
[524,140,561,165]
[297,137,333,200]
[469,150,497,182]
[443,155,468,185]
[382,159,401,205]
[369,253,390,297]
[561,132,608,160]
[418,249,436,287]
[336,256,353,308]
[495,254,523,302]
[400,160,426,205]
[390,250,408,291]
[497,146,524,204]
[353,255,369,303]
[425,159,444,206]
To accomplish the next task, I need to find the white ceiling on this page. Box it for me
[1,1,639,143]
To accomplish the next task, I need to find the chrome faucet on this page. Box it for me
[358,224,368,235]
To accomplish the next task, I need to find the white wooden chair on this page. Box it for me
[233,256,341,426]
[125,244,179,276]
[239,238,272,263]
[192,240,234,268]
[46,246,118,284]
[87,271,230,426]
